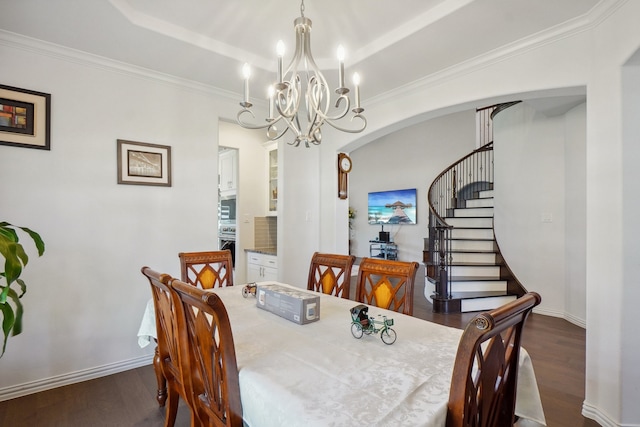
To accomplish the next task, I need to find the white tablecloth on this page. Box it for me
[138,282,546,427]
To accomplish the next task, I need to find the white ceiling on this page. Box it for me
[0,0,601,103]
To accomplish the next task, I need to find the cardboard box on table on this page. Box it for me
[256,283,320,324]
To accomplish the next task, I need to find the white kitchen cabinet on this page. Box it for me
[219,148,238,196]
[246,252,278,282]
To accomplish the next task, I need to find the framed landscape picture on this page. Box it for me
[368,188,417,224]
[0,84,51,150]
[117,139,172,187]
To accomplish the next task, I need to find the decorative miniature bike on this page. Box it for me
[242,283,257,298]
[350,304,397,345]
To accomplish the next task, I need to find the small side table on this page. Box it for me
[369,240,398,260]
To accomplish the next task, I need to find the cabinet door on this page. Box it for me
[219,149,237,195]
[247,262,261,283]
[267,147,277,215]
[262,266,278,281]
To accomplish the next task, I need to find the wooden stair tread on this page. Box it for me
[433,291,514,300]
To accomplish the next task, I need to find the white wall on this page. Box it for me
[349,110,476,263]
[583,3,640,424]
[493,103,566,316]
[564,103,587,325]
[621,49,640,426]
[493,101,587,322]
[0,39,235,395]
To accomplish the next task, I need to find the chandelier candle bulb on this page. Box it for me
[242,63,251,106]
[277,41,285,84]
[337,45,345,89]
[353,72,361,111]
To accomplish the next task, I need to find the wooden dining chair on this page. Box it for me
[446,292,542,427]
[355,257,419,315]
[307,252,356,299]
[140,267,186,427]
[170,278,243,427]
[179,250,234,289]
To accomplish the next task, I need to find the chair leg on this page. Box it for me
[163,385,180,427]
[153,344,167,406]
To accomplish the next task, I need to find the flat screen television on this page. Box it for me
[367,188,417,225]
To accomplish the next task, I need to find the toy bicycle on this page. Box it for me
[242,283,257,298]
[350,304,397,345]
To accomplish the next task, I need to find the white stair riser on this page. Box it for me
[461,295,517,312]
[446,217,494,228]
[450,280,507,292]
[451,239,495,251]
[424,279,435,303]
[451,228,493,239]
[450,265,500,277]
[450,252,496,263]
[466,198,494,208]
[478,189,494,199]
[453,207,494,218]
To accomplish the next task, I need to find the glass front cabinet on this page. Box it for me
[267,145,277,215]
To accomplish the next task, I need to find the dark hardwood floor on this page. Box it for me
[0,274,600,427]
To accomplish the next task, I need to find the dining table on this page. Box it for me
[138,281,546,427]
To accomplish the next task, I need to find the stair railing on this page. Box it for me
[427,142,494,300]
[427,102,520,304]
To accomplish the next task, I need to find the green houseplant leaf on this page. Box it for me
[0,222,45,357]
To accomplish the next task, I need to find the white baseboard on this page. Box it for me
[532,306,586,329]
[582,401,635,427]
[0,354,154,402]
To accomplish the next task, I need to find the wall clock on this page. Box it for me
[338,153,352,199]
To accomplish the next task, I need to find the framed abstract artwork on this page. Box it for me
[117,139,172,187]
[0,84,51,150]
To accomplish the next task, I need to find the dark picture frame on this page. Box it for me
[0,84,51,150]
[117,139,172,187]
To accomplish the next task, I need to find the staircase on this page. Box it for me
[426,102,525,313]
[425,188,517,312]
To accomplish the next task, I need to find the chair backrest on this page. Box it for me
[170,278,243,427]
[179,250,234,289]
[355,257,419,315]
[446,292,542,427]
[307,252,356,299]
[140,266,185,425]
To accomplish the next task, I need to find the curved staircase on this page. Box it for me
[425,103,525,313]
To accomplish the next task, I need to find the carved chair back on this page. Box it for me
[170,278,243,427]
[179,250,234,289]
[447,292,542,427]
[307,252,356,299]
[355,257,419,315]
[141,266,185,427]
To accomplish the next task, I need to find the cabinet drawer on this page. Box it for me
[247,252,276,265]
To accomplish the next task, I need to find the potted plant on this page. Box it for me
[0,221,45,357]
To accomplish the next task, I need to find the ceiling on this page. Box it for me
[0,0,601,104]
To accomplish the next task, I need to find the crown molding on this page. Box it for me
[0,29,239,102]
[367,0,623,109]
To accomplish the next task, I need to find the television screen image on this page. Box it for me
[368,188,417,225]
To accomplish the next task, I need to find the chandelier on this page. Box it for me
[236,0,367,147]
